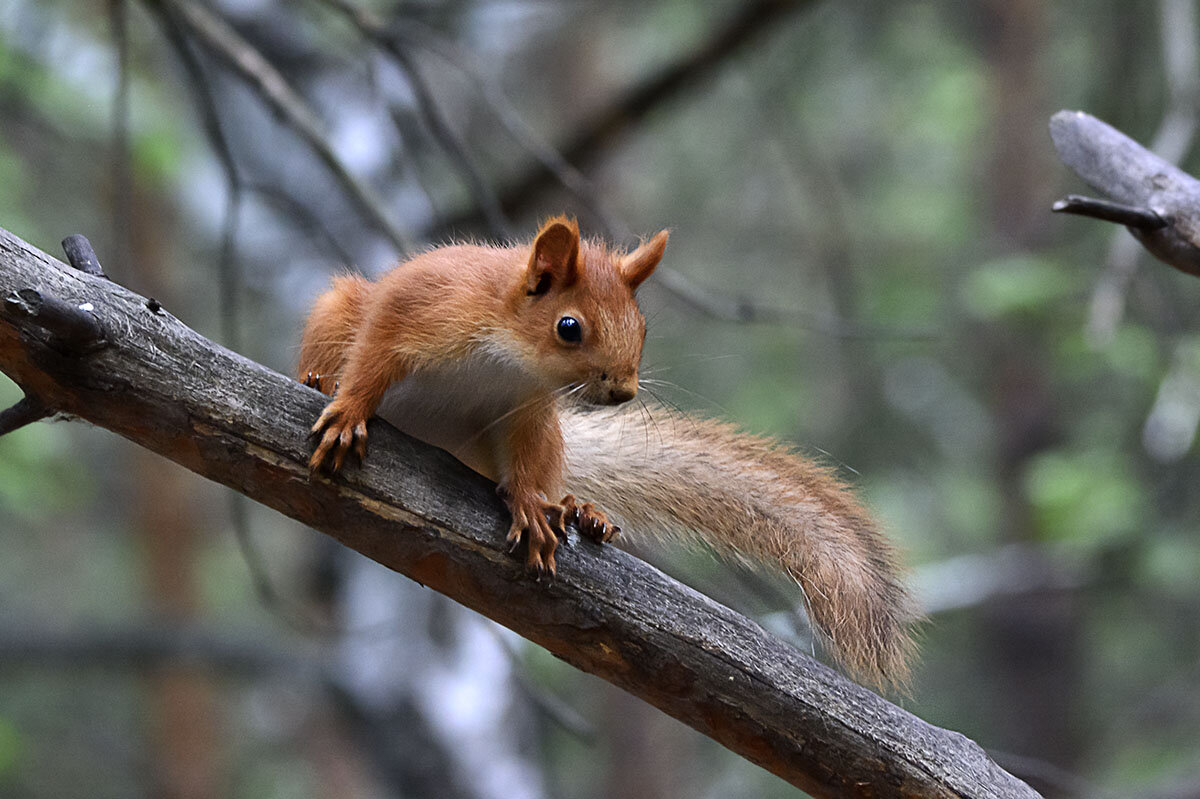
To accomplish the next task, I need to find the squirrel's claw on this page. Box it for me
[504,491,566,575]
[309,401,368,473]
[561,494,619,543]
[301,371,338,395]
[504,493,619,575]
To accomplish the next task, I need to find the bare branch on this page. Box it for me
[157,0,414,254]
[143,0,245,348]
[433,0,818,233]
[363,14,632,239]
[108,0,134,275]
[0,224,1039,799]
[1051,109,1200,278]
[319,0,514,237]
[0,394,49,436]
[0,622,312,676]
[482,626,597,742]
[653,266,937,340]
[244,182,354,264]
[388,1,920,339]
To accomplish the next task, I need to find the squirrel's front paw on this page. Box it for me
[309,399,368,472]
[562,494,619,543]
[503,490,566,575]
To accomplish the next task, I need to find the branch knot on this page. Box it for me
[4,287,107,355]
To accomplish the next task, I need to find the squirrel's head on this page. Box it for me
[510,216,667,406]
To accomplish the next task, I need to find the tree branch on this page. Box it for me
[0,225,1037,799]
[432,0,818,235]
[1076,2,1200,345]
[155,0,414,254]
[0,622,311,677]
[0,393,49,436]
[1050,109,1200,277]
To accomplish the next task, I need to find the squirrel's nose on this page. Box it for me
[607,384,637,404]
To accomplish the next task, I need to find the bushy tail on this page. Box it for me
[560,403,917,689]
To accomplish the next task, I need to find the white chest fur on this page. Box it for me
[375,347,536,476]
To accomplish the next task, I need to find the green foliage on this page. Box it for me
[0,716,21,781]
[0,379,86,522]
[961,254,1075,320]
[1023,448,1145,546]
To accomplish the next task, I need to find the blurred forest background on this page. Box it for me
[1,0,1199,797]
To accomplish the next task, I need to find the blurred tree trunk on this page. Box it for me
[601,686,688,799]
[976,0,1082,782]
[123,181,225,799]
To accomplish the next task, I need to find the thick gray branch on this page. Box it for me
[0,225,1037,799]
[1050,109,1200,276]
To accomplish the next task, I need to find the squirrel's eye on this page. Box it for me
[556,316,582,343]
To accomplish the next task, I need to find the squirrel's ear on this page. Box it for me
[527,216,580,294]
[620,230,668,290]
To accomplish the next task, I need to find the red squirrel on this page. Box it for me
[299,216,916,688]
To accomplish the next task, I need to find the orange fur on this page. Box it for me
[297,219,917,689]
[302,217,660,572]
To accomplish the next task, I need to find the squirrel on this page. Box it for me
[298,216,916,688]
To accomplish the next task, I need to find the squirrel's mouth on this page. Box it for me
[570,381,636,407]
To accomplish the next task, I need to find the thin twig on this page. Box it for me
[386,109,449,235]
[317,0,511,237]
[227,496,336,637]
[386,70,510,236]
[108,0,133,277]
[385,98,510,239]
[432,0,816,232]
[143,2,279,638]
[653,266,936,340]
[1052,194,1167,229]
[245,181,356,265]
[0,622,314,675]
[482,624,597,742]
[162,0,414,254]
[373,15,632,238]
[143,0,245,349]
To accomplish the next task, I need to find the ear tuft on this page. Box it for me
[527,215,581,294]
[620,229,669,290]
